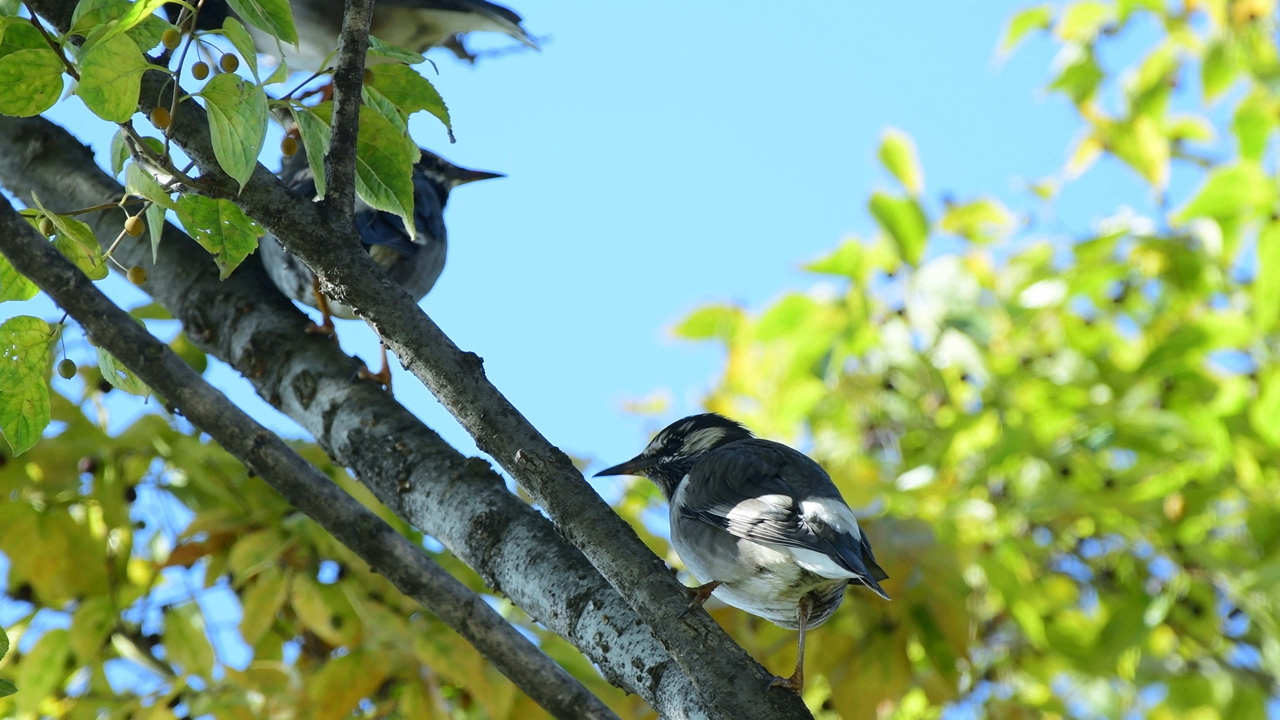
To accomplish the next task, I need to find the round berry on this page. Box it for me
[219,53,239,73]
[150,106,172,129]
[281,136,299,157]
[38,217,53,237]
[124,215,145,237]
[127,265,148,285]
[57,358,77,379]
[192,61,210,80]
[162,28,181,50]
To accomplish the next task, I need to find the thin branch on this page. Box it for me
[0,113,712,719]
[0,195,620,720]
[323,0,374,226]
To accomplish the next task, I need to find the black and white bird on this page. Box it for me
[596,413,890,692]
[170,0,538,69]
[258,145,501,386]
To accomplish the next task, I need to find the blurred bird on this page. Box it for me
[168,0,538,70]
[259,145,502,387]
[596,413,890,692]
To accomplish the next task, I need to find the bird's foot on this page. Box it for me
[357,364,391,391]
[769,670,803,693]
[678,581,721,618]
[304,321,336,338]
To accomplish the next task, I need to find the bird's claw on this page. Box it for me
[358,365,391,391]
[304,321,336,338]
[678,581,720,619]
[769,671,803,694]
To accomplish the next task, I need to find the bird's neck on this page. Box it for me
[651,459,697,499]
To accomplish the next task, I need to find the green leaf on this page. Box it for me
[163,603,214,677]
[1173,162,1274,225]
[96,343,150,396]
[368,35,425,65]
[77,30,148,122]
[200,72,268,191]
[292,104,332,197]
[999,4,1052,56]
[878,128,923,195]
[869,192,928,266]
[362,84,407,133]
[354,106,418,236]
[28,195,108,280]
[225,0,297,44]
[1251,369,1280,446]
[240,567,288,646]
[89,0,169,47]
[1257,223,1280,333]
[146,201,166,262]
[174,195,262,278]
[1232,91,1274,162]
[673,304,742,341]
[109,128,129,175]
[125,159,178,210]
[0,252,38,301]
[70,596,118,662]
[1048,45,1102,104]
[367,63,452,138]
[940,198,1015,244]
[14,628,69,715]
[1055,0,1114,42]
[0,315,52,455]
[0,47,63,116]
[1201,39,1238,102]
[220,16,259,79]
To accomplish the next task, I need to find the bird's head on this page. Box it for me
[415,150,504,194]
[595,413,752,495]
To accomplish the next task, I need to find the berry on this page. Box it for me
[127,265,148,285]
[281,136,299,157]
[57,358,77,379]
[192,62,210,80]
[150,106,172,129]
[162,28,182,50]
[124,215,145,237]
[219,53,239,73]
[38,217,54,236]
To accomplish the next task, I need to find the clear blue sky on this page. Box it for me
[13,1,1178,500]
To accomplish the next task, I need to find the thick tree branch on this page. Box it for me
[0,115,714,720]
[323,0,373,224]
[25,1,813,713]
[0,196,619,720]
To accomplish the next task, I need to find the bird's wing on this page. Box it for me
[679,440,890,598]
[377,0,526,25]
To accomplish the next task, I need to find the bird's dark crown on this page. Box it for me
[596,413,753,496]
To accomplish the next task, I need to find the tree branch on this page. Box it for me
[323,0,373,224]
[0,196,619,720]
[0,114,714,719]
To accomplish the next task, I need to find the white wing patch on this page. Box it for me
[800,497,862,539]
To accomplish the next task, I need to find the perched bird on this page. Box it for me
[168,0,538,70]
[259,145,502,386]
[596,413,890,692]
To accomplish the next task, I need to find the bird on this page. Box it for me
[167,0,538,71]
[595,413,890,692]
[258,144,502,387]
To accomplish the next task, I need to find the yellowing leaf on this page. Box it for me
[0,47,63,116]
[226,0,297,44]
[14,628,69,715]
[77,30,148,122]
[999,4,1053,56]
[240,568,289,646]
[878,127,924,195]
[1056,0,1115,42]
[163,603,214,677]
[869,192,928,266]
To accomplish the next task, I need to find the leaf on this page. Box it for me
[673,305,742,341]
[70,0,171,50]
[0,252,38,301]
[1055,0,1114,42]
[70,596,118,662]
[163,603,214,677]
[878,128,923,195]
[77,30,148,122]
[0,315,52,455]
[14,628,69,715]
[1049,45,1102,104]
[1173,162,1273,225]
[940,198,1015,244]
[1201,38,1238,102]
[0,47,63,116]
[96,343,150,396]
[90,0,170,47]
[869,192,928,266]
[367,36,425,65]
[1232,91,1274,162]
[1257,223,1280,333]
[292,104,332,196]
[146,201,166,262]
[27,194,108,281]
[228,528,286,580]
[240,567,288,646]
[109,128,130,175]
[999,4,1052,56]
[1250,369,1280,446]
[174,195,262,278]
[367,64,452,138]
[126,158,178,210]
[200,72,268,191]
[225,0,297,44]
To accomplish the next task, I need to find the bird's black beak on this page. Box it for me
[451,167,505,186]
[594,454,653,478]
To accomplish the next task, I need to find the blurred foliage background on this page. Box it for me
[3,0,1280,718]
